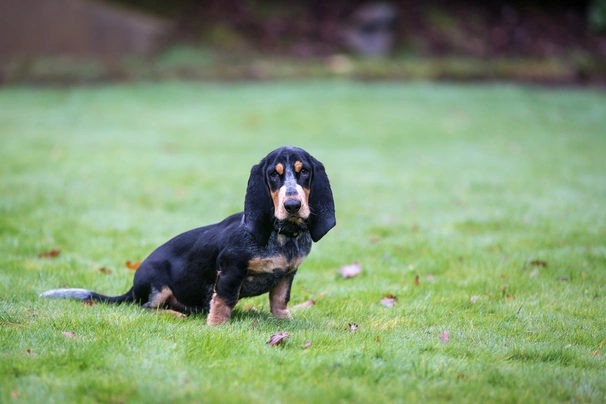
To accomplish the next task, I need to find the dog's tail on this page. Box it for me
[40,287,135,304]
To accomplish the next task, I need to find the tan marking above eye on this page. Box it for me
[275,163,284,175]
[294,161,303,173]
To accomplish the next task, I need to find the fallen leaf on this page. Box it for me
[293,299,315,308]
[125,260,141,270]
[82,300,97,306]
[529,268,540,277]
[414,274,419,286]
[439,331,450,344]
[61,331,76,339]
[375,336,381,343]
[98,267,112,274]
[11,390,18,399]
[302,340,312,348]
[470,295,479,303]
[556,275,569,282]
[349,323,359,332]
[380,294,397,308]
[339,262,362,278]
[26,348,37,357]
[38,248,60,258]
[529,260,548,267]
[266,332,289,347]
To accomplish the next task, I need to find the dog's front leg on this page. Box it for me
[207,269,245,326]
[269,270,297,319]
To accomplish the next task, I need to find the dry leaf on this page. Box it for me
[98,267,112,274]
[293,299,315,308]
[38,248,60,258]
[380,294,397,308]
[302,340,312,348]
[11,390,18,399]
[126,260,141,270]
[82,300,97,306]
[61,331,76,339]
[556,275,569,282]
[375,336,381,343]
[529,260,548,267]
[349,323,359,332]
[339,262,362,278]
[439,331,450,344]
[266,332,289,346]
[26,348,37,357]
[414,274,419,286]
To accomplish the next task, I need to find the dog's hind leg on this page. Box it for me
[142,287,191,318]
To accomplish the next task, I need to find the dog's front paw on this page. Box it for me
[272,308,292,319]
[207,293,232,326]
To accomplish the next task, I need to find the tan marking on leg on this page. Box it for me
[294,161,303,173]
[147,287,189,316]
[207,293,232,326]
[270,277,293,319]
[275,163,284,175]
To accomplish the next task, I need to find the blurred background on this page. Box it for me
[1,0,605,85]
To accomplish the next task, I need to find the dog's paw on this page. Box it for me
[272,308,292,319]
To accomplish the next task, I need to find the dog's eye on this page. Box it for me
[269,171,280,179]
[300,168,310,177]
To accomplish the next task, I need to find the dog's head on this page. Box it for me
[244,146,336,245]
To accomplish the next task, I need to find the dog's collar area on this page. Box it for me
[274,218,307,239]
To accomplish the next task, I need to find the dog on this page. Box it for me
[41,146,336,325]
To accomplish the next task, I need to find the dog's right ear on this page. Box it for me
[243,162,274,245]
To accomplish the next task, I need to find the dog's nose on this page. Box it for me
[284,199,301,214]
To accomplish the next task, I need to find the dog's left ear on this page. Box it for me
[243,162,274,245]
[308,156,336,242]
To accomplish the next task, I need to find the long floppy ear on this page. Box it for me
[308,156,336,242]
[243,162,274,245]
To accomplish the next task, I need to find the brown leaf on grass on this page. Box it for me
[82,300,97,306]
[61,331,76,339]
[375,336,381,343]
[302,340,312,349]
[38,248,60,258]
[529,260,548,267]
[125,260,141,270]
[339,262,362,278]
[98,267,112,275]
[414,274,419,286]
[294,299,315,308]
[439,331,450,344]
[380,294,397,308]
[11,390,18,399]
[293,290,328,309]
[349,323,359,332]
[26,349,37,357]
[266,332,289,347]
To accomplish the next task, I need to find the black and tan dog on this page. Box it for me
[41,146,335,325]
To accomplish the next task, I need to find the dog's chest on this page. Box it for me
[239,233,310,298]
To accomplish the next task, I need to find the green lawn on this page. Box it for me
[1,81,605,403]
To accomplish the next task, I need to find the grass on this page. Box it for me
[0,81,605,403]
